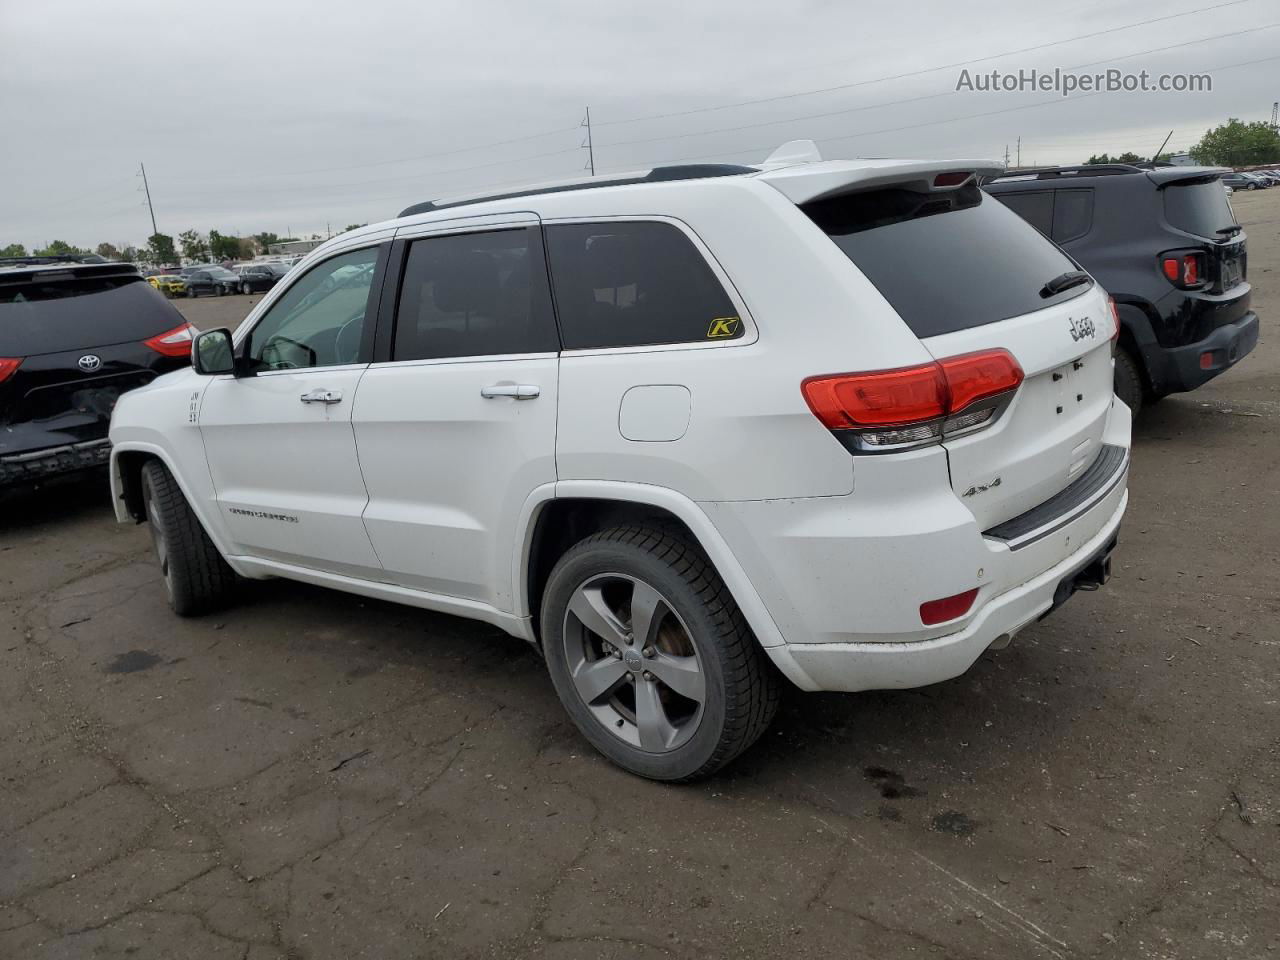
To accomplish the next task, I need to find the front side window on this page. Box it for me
[245,246,379,371]
[544,221,741,350]
[392,228,558,361]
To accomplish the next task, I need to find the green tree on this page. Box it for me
[0,243,27,258]
[34,240,85,257]
[343,223,367,233]
[254,231,281,254]
[146,233,177,265]
[96,242,121,260]
[1114,151,1145,165]
[1189,119,1280,167]
[119,246,139,263]
[1085,153,1113,165]
[208,230,241,261]
[178,229,209,262]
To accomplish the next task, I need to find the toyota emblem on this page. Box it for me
[78,354,102,372]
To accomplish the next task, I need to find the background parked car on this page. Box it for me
[1,256,196,487]
[985,163,1256,415]
[147,274,187,298]
[1222,173,1267,190]
[234,262,287,294]
[185,266,239,297]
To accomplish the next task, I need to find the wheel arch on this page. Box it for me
[515,482,787,653]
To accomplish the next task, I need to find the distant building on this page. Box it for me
[1167,153,1196,166]
[267,239,324,256]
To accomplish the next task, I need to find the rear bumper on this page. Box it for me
[0,438,111,486]
[1148,309,1258,393]
[700,397,1130,693]
[765,494,1125,692]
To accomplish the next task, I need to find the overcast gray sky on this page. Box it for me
[2,0,1276,251]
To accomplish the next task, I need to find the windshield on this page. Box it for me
[1163,180,1239,237]
[803,182,1085,339]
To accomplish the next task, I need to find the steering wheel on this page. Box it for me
[334,313,364,364]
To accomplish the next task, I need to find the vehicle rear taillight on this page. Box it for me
[1160,251,1206,289]
[803,349,1023,453]
[0,357,22,383]
[933,171,973,188]
[1107,296,1120,342]
[920,588,979,626]
[143,322,199,358]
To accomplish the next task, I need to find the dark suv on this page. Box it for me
[984,164,1257,413]
[184,266,239,297]
[1,257,195,486]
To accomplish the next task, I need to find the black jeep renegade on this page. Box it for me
[984,164,1257,415]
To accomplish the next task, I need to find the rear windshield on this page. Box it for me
[0,275,184,355]
[1163,179,1238,238]
[803,183,1086,338]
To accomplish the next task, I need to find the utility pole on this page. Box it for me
[139,162,158,236]
[1004,144,1010,169]
[1016,137,1021,168]
[1271,101,1278,128]
[582,107,596,176]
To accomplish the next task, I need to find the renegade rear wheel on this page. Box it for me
[141,460,236,616]
[541,525,779,781]
[1114,347,1144,416]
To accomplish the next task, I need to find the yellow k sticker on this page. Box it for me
[706,317,740,339]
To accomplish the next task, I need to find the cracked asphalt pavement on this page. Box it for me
[2,190,1278,959]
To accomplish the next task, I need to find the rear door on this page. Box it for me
[802,180,1116,529]
[351,216,560,610]
[1160,174,1247,294]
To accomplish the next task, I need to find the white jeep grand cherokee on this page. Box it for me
[109,143,1129,781]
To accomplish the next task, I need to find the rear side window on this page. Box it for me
[393,228,558,361]
[804,183,1083,339]
[545,221,740,349]
[0,275,184,355]
[1163,179,1239,238]
[1051,190,1093,243]
[996,191,1053,235]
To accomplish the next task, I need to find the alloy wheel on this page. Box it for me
[145,493,174,600]
[561,573,706,752]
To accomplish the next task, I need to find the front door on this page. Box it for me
[353,221,560,611]
[199,244,386,578]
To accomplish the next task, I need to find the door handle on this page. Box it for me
[480,383,540,400]
[299,388,343,404]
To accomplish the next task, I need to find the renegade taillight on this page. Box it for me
[920,588,979,625]
[0,357,22,383]
[143,322,199,358]
[802,349,1024,453]
[1160,252,1206,289]
[1107,296,1120,342]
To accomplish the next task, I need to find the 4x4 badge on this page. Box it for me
[1067,316,1096,342]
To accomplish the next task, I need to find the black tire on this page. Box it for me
[241,282,251,295]
[140,460,236,616]
[541,525,780,781]
[1113,347,1144,417]
[186,286,196,298]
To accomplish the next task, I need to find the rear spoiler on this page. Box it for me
[757,158,1004,206]
[0,261,140,288]
[1144,166,1232,189]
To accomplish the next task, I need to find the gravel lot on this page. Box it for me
[2,191,1277,959]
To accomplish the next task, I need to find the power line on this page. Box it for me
[597,22,1278,153]
[611,51,1280,171]
[593,0,1253,128]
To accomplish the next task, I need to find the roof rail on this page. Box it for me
[0,253,108,267]
[987,164,1144,182]
[398,163,757,218]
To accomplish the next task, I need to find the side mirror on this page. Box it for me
[192,328,236,375]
